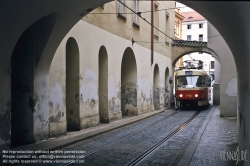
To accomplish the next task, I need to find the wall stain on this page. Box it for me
[138,91,154,114]
[121,82,137,115]
[109,94,120,113]
[49,110,61,122]
[75,93,79,102]
[0,101,11,143]
[89,99,96,107]
[153,88,160,110]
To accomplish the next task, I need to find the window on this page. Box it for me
[199,34,203,41]
[176,25,179,36]
[211,61,215,69]
[165,13,170,44]
[154,2,159,39]
[187,24,191,29]
[199,23,203,28]
[133,0,140,26]
[187,35,191,41]
[118,0,126,19]
[177,76,203,87]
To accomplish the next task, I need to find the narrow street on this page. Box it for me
[21,106,239,166]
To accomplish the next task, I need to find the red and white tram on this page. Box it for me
[175,69,212,108]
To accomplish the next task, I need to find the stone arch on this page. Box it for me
[121,47,138,117]
[172,49,219,66]
[98,46,109,123]
[153,64,160,110]
[66,37,80,131]
[11,14,56,146]
[0,0,246,154]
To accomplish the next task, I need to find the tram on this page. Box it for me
[174,60,212,108]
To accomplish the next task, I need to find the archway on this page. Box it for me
[1,1,248,156]
[66,37,80,131]
[153,64,160,110]
[121,48,137,117]
[10,14,56,146]
[173,51,223,106]
[99,46,109,123]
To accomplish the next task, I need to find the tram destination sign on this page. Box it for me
[185,71,193,75]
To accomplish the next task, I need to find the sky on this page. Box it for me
[176,2,194,12]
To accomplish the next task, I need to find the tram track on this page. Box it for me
[60,109,181,166]
[125,111,200,166]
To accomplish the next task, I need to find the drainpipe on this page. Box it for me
[151,0,154,65]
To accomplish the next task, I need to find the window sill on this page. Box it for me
[117,13,126,21]
[132,22,140,29]
[154,35,159,40]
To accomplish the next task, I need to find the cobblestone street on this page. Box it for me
[20,105,241,166]
[189,107,242,166]
[4,106,243,166]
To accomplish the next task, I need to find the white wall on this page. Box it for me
[207,22,237,117]
[182,21,207,41]
[49,20,173,135]
[182,20,214,76]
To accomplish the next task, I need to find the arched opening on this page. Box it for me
[164,67,170,108]
[99,46,108,123]
[0,0,246,160]
[173,51,221,106]
[66,37,80,131]
[121,48,137,117]
[11,14,56,146]
[153,64,160,110]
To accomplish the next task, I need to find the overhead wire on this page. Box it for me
[88,6,187,14]
[89,1,194,56]
[117,0,173,40]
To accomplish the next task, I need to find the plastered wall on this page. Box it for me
[207,22,237,117]
[49,20,173,136]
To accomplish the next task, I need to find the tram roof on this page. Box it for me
[175,69,208,76]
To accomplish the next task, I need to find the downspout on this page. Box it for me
[151,0,154,65]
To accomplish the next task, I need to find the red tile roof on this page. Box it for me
[182,11,206,22]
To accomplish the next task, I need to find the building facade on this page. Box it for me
[48,1,175,137]
[174,3,185,69]
[181,11,215,77]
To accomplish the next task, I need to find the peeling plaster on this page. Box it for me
[108,76,119,100]
[226,78,237,96]
[0,100,11,144]
[153,88,160,110]
[49,83,63,117]
[138,77,151,98]
[121,82,137,115]
[80,69,98,103]
[109,96,120,113]
[33,74,50,141]
[84,69,98,81]
[80,82,98,102]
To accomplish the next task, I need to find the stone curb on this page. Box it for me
[7,108,169,151]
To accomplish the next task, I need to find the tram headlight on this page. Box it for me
[180,94,183,97]
[195,94,198,97]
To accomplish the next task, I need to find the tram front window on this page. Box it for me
[177,76,203,87]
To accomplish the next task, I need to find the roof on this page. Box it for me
[172,40,207,47]
[182,11,206,22]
